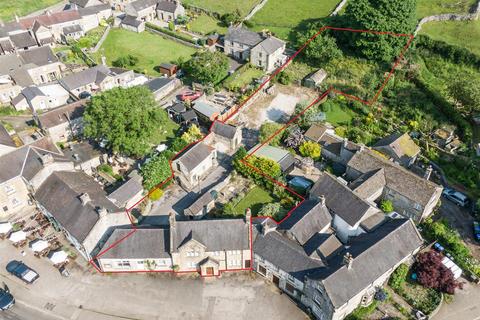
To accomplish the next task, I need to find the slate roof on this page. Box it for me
[19,10,82,29]
[192,101,220,119]
[250,145,295,172]
[306,69,327,84]
[36,101,85,129]
[10,69,34,87]
[169,102,186,114]
[20,86,44,101]
[182,110,197,122]
[184,191,215,216]
[59,65,110,91]
[0,124,16,148]
[18,46,58,66]
[107,174,143,208]
[71,0,91,7]
[310,218,423,308]
[304,123,332,142]
[0,55,24,75]
[279,199,332,245]
[62,141,101,165]
[145,77,175,92]
[373,132,420,160]
[254,36,285,54]
[122,15,143,27]
[175,142,214,172]
[78,4,111,16]
[100,228,171,259]
[0,39,14,53]
[303,233,343,260]
[157,0,179,12]
[225,26,264,47]
[347,149,442,207]
[310,172,378,227]
[9,32,37,49]
[35,171,120,242]
[253,230,325,281]
[130,0,158,12]
[63,24,83,34]
[211,121,237,139]
[349,168,386,200]
[172,218,249,252]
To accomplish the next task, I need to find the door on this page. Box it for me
[244,260,251,268]
[206,267,214,276]
[272,275,280,287]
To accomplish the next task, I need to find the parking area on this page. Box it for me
[0,240,307,320]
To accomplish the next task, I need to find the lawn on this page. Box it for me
[249,0,341,40]
[419,20,480,56]
[321,97,356,126]
[148,114,179,146]
[416,0,477,18]
[233,186,275,215]
[0,0,62,22]
[183,0,260,17]
[224,64,264,91]
[189,14,227,35]
[95,28,197,76]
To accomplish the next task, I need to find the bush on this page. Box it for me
[389,263,409,290]
[299,141,321,159]
[148,188,164,201]
[259,203,281,217]
[146,22,197,45]
[380,199,394,213]
[415,251,462,294]
[141,153,171,191]
[112,54,139,68]
[259,123,284,146]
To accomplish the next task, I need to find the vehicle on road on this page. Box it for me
[6,261,39,284]
[178,91,202,102]
[474,221,480,242]
[0,287,14,311]
[442,188,469,207]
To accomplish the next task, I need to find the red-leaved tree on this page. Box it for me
[415,251,462,294]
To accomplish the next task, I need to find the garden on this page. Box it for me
[188,14,227,35]
[93,28,197,76]
[183,0,260,17]
[223,64,264,92]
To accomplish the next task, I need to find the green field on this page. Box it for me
[183,0,260,17]
[416,0,477,18]
[234,186,275,215]
[189,14,227,35]
[249,0,341,40]
[95,29,197,76]
[419,20,480,55]
[0,0,62,22]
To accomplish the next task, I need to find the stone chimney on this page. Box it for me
[343,138,348,149]
[169,212,176,228]
[343,252,353,270]
[424,165,433,180]
[169,212,176,253]
[40,153,54,166]
[79,193,91,206]
[319,194,326,206]
[261,220,276,236]
[245,207,251,223]
[97,207,108,218]
[101,55,107,66]
[15,15,19,23]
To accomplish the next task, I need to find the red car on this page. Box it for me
[179,91,202,102]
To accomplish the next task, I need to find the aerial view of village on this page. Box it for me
[0,0,480,319]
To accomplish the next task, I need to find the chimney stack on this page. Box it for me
[101,55,107,66]
[245,207,251,223]
[343,252,353,270]
[97,207,108,218]
[15,15,19,23]
[169,212,176,253]
[424,165,433,180]
[319,194,326,206]
[79,193,91,206]
[169,212,176,228]
[40,153,54,166]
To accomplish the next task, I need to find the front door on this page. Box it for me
[272,275,280,287]
[245,260,251,268]
[206,267,214,276]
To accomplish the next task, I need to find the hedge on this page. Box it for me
[146,22,198,45]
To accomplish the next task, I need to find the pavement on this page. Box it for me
[433,279,480,320]
[0,236,307,320]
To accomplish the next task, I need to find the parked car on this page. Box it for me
[6,261,39,284]
[442,188,469,207]
[474,221,480,241]
[0,287,14,311]
[178,91,202,102]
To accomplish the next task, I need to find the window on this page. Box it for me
[117,261,131,268]
[2,206,8,212]
[189,262,197,268]
[258,265,267,276]
[11,198,21,208]
[285,282,295,294]
[4,185,15,195]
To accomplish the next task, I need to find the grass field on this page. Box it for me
[0,0,62,22]
[95,29,197,76]
[322,98,356,126]
[419,20,480,55]
[149,112,179,146]
[224,65,263,91]
[416,0,477,18]
[183,0,260,17]
[249,0,341,40]
[234,186,275,215]
[189,14,227,35]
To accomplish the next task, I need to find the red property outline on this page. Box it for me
[89,26,414,276]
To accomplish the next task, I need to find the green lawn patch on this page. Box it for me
[223,64,264,91]
[95,28,197,76]
[419,20,480,56]
[0,0,62,22]
[183,0,260,17]
[234,186,275,215]
[148,116,179,146]
[189,14,227,35]
[416,0,477,18]
[249,0,341,40]
[321,97,356,126]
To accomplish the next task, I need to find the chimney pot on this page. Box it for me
[169,212,176,228]
[319,194,326,206]
[424,165,433,180]
[79,193,91,206]
[97,207,108,218]
[343,252,353,270]
[245,207,251,223]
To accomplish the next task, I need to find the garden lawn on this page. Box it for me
[0,0,62,22]
[322,99,356,126]
[249,0,341,40]
[183,0,260,17]
[233,186,275,215]
[189,14,227,35]
[95,28,197,76]
[148,117,179,146]
[419,20,480,56]
[416,0,477,18]
[224,65,263,91]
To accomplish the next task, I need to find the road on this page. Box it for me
[2,302,58,320]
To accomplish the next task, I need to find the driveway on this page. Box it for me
[0,240,307,320]
[433,279,480,320]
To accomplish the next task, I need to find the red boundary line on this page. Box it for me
[89,26,414,276]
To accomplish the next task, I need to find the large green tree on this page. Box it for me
[183,51,229,85]
[141,153,171,191]
[343,0,417,61]
[83,86,165,157]
[448,73,480,116]
[295,23,343,65]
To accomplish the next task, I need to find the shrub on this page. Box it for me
[299,141,321,159]
[259,203,281,217]
[415,250,462,294]
[112,54,139,68]
[389,263,409,290]
[259,122,284,146]
[148,188,164,201]
[380,199,394,213]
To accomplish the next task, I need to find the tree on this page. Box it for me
[295,23,343,65]
[83,86,164,157]
[141,153,171,191]
[415,251,462,294]
[259,122,284,146]
[380,199,394,213]
[343,0,417,61]
[220,10,240,26]
[181,124,203,143]
[259,203,281,217]
[299,141,321,159]
[448,73,480,116]
[183,51,229,85]
[112,54,139,68]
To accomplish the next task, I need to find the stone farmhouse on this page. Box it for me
[123,0,185,25]
[97,212,251,275]
[224,26,287,72]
